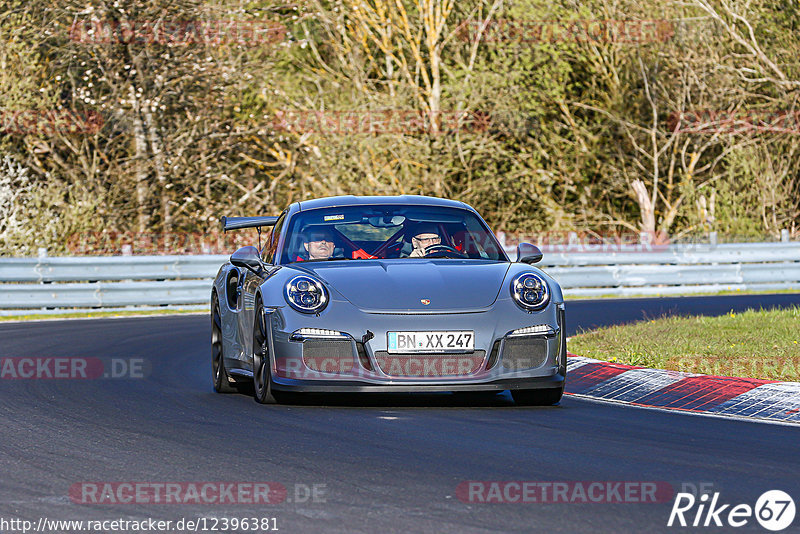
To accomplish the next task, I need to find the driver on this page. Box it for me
[408,223,442,257]
[301,227,336,260]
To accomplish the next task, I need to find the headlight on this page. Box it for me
[285,275,329,314]
[510,272,550,311]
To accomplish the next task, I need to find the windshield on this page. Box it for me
[279,205,507,264]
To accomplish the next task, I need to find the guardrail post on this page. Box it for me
[37,247,47,258]
[781,229,790,243]
[568,232,578,248]
[639,231,653,250]
[709,232,717,247]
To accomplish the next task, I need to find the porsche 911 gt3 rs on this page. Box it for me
[211,195,566,405]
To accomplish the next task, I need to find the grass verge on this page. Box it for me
[564,288,800,300]
[568,306,800,381]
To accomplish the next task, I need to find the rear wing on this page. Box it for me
[220,216,279,232]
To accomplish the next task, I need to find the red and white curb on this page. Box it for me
[565,355,800,424]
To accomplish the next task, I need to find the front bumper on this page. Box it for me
[265,301,567,393]
[271,373,565,393]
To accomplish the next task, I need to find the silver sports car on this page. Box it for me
[211,195,566,405]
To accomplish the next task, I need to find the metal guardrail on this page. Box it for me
[0,255,227,282]
[0,255,225,313]
[0,243,799,313]
[539,243,800,296]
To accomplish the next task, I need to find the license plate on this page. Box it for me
[387,331,474,353]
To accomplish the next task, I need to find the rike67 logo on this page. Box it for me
[668,490,795,531]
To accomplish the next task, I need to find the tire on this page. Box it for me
[511,386,563,406]
[252,301,279,404]
[212,295,237,393]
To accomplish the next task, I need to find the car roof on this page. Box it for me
[294,195,471,212]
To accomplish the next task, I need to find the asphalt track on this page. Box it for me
[1,294,800,533]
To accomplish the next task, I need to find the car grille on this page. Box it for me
[302,339,354,374]
[373,351,486,378]
[501,337,549,370]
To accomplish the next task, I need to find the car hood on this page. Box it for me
[294,260,511,312]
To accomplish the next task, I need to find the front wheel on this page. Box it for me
[252,302,279,404]
[511,386,563,406]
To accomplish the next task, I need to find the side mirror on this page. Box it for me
[231,246,263,275]
[516,242,543,264]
